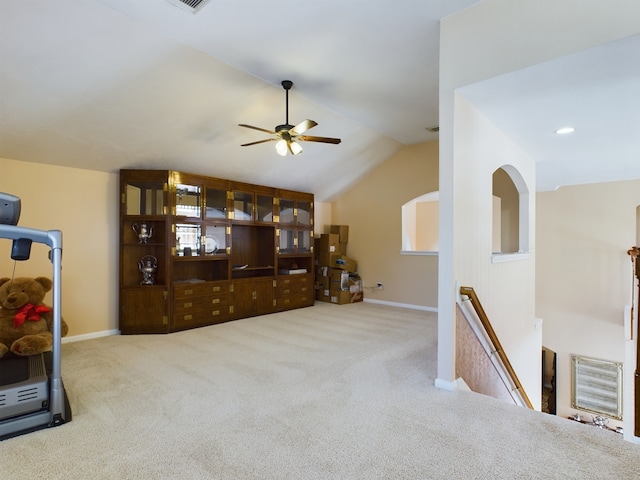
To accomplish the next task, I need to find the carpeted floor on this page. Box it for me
[1,302,638,479]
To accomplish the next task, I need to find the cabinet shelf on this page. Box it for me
[174,255,227,262]
[232,265,273,271]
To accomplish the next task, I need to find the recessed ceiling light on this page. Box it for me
[555,127,576,135]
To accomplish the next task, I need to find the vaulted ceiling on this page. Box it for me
[1,1,638,200]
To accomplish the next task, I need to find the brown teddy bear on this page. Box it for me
[0,276,68,358]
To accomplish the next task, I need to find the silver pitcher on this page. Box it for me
[132,222,153,244]
[138,255,158,285]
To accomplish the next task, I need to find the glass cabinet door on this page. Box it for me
[297,230,311,253]
[205,186,227,220]
[175,184,201,218]
[297,200,312,226]
[175,223,201,256]
[278,229,311,254]
[256,194,274,223]
[231,191,253,221]
[278,228,295,254]
[124,181,165,216]
[277,197,312,226]
[279,198,295,224]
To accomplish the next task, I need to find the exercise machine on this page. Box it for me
[0,193,71,439]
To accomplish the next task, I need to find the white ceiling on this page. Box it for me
[460,34,640,192]
[1,1,638,200]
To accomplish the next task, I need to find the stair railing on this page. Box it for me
[627,246,639,437]
[459,286,533,409]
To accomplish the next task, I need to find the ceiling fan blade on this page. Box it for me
[290,119,318,135]
[298,135,342,144]
[241,138,276,147]
[238,124,276,134]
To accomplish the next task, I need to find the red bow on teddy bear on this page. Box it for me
[14,303,51,329]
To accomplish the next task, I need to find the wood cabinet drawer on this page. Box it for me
[174,295,229,314]
[278,275,311,287]
[277,283,312,296]
[277,292,313,310]
[173,302,231,327]
[174,281,229,299]
[277,274,312,294]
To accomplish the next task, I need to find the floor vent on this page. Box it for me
[167,0,211,13]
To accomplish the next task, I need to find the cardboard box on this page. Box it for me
[330,290,363,305]
[315,234,341,253]
[332,255,357,272]
[316,252,343,270]
[327,271,362,293]
[314,278,332,302]
[330,225,349,243]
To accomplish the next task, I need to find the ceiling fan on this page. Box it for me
[239,80,341,156]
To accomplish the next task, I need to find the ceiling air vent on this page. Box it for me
[167,0,211,13]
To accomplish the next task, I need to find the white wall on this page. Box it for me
[450,95,539,406]
[438,0,640,410]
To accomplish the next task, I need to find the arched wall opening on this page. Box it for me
[492,165,530,256]
[402,191,439,253]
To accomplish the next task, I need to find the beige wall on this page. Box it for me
[415,201,438,251]
[536,179,640,429]
[330,141,439,309]
[0,157,119,338]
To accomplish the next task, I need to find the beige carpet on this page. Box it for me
[1,302,638,479]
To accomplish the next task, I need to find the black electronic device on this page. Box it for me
[0,193,21,226]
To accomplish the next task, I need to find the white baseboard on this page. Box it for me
[62,329,120,343]
[434,377,470,392]
[363,298,437,312]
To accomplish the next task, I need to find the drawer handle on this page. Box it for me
[212,286,221,292]
[212,298,220,304]
[183,314,192,321]
[183,302,193,308]
[301,287,307,292]
[212,310,220,316]
[283,289,290,294]
[184,289,193,295]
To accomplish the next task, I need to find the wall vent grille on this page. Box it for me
[167,0,211,13]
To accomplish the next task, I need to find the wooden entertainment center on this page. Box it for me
[119,170,314,334]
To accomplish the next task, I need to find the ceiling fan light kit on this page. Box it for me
[239,80,341,156]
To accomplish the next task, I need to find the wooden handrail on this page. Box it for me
[628,246,639,437]
[459,286,534,409]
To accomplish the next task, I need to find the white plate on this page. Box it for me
[205,236,218,254]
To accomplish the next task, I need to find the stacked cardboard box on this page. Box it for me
[315,225,363,305]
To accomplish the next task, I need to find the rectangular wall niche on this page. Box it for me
[571,354,623,420]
